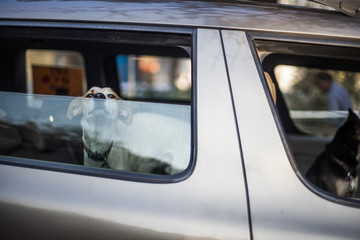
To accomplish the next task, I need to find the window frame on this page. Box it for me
[0,22,196,183]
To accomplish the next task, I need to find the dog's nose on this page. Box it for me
[94,93,106,99]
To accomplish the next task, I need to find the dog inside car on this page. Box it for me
[306,109,359,197]
[66,86,171,174]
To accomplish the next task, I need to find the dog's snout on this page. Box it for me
[94,93,106,99]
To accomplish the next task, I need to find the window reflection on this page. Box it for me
[0,92,190,175]
[275,66,360,137]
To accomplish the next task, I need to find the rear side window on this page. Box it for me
[256,40,360,201]
[0,27,192,180]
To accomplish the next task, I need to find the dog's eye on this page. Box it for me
[108,94,116,99]
[86,94,94,98]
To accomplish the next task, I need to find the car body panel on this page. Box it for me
[0,0,360,40]
[0,28,250,240]
[222,29,360,239]
[1,0,360,239]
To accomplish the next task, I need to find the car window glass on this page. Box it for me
[0,28,192,178]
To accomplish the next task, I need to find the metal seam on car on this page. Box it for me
[219,30,254,240]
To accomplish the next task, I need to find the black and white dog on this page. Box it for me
[66,87,171,174]
[306,109,359,197]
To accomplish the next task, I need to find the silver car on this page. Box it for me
[1,0,360,239]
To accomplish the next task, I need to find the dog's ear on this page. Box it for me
[344,109,360,137]
[118,101,133,125]
[66,97,83,120]
[347,109,360,124]
[348,108,358,118]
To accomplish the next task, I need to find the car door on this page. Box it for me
[223,30,360,239]
[0,26,251,239]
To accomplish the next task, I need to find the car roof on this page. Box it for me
[0,0,360,40]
